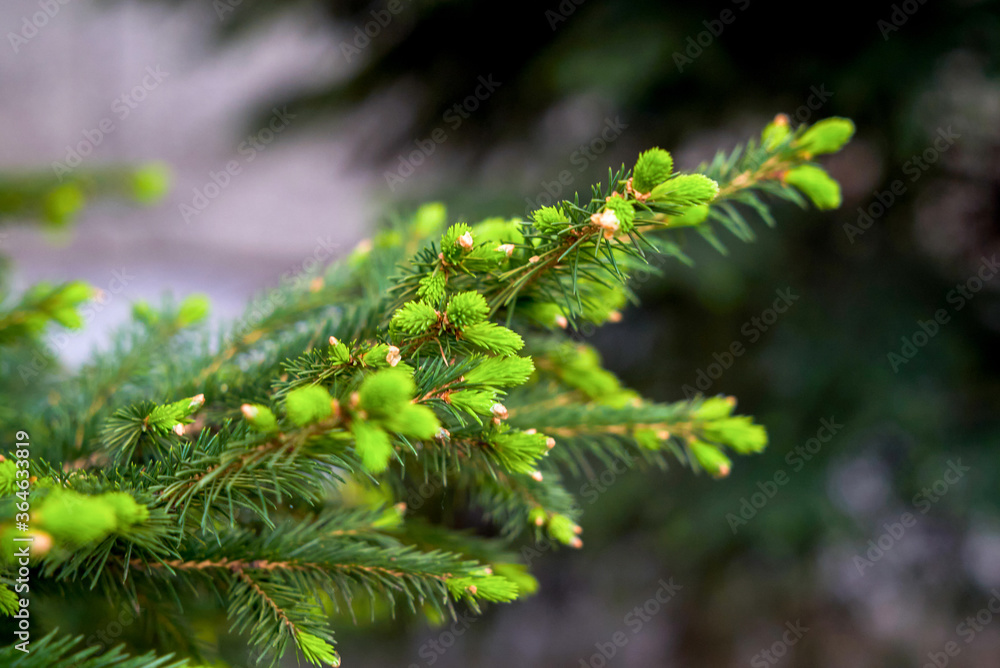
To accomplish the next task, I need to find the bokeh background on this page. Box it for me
[2,0,1000,665]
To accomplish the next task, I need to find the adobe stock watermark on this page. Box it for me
[83,602,141,655]
[523,116,629,215]
[726,417,843,534]
[179,106,296,223]
[727,84,835,178]
[727,85,835,179]
[579,577,682,668]
[51,66,169,179]
[681,287,799,399]
[853,459,968,576]
[7,0,73,54]
[749,620,809,667]
[783,85,834,126]
[578,450,635,506]
[887,255,998,373]
[545,0,587,31]
[514,452,635,568]
[383,75,502,191]
[17,268,136,384]
[919,589,1000,668]
[671,0,751,73]
[403,443,634,516]
[878,0,927,40]
[225,235,340,347]
[401,478,444,513]
[407,606,482,668]
[338,0,413,62]
[843,126,960,244]
[520,530,560,568]
[212,0,244,21]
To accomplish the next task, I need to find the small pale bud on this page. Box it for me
[172,423,186,437]
[625,177,651,202]
[554,314,568,329]
[496,243,515,256]
[590,209,620,239]
[468,585,478,595]
[528,255,540,264]
[30,531,53,557]
[731,172,751,188]
[569,536,583,549]
[491,403,508,420]
[189,394,205,409]
[524,428,537,435]
[545,437,556,449]
[386,345,402,367]
[608,310,623,323]
[241,404,257,419]
[530,470,543,482]
[534,515,545,526]
[458,232,474,250]
[329,336,340,347]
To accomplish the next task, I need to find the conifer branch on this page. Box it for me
[0,116,853,666]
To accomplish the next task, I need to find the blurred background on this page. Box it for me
[2,0,1000,665]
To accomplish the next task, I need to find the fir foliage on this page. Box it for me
[0,116,852,667]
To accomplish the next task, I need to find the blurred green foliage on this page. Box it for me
[14,0,1000,663]
[256,1,998,664]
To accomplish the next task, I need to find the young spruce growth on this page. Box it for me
[0,115,854,667]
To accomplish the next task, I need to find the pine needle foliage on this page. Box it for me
[0,116,853,666]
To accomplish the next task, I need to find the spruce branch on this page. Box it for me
[0,629,189,668]
[0,116,853,667]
